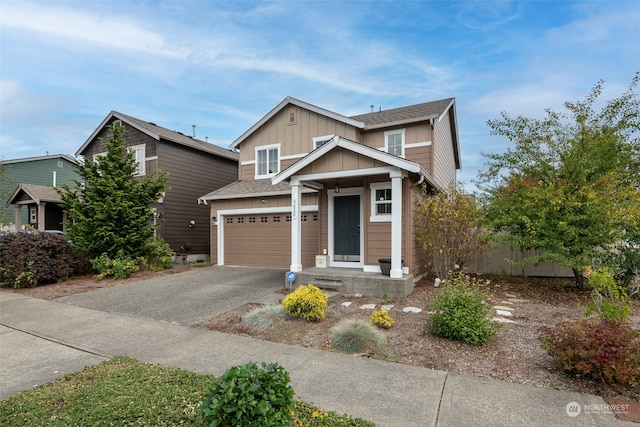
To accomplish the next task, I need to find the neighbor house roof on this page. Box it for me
[1,154,78,165]
[6,183,62,207]
[76,111,239,161]
[230,97,365,149]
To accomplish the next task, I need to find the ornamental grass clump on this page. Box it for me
[201,361,294,427]
[242,305,288,331]
[427,268,499,345]
[282,284,328,321]
[331,319,386,354]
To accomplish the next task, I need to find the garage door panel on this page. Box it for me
[224,214,318,268]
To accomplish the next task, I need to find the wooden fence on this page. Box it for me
[466,241,574,278]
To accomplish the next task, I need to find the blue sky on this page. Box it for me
[1,0,638,191]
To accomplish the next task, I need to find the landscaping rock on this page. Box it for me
[359,303,376,310]
[402,307,422,313]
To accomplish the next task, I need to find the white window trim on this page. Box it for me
[29,207,37,224]
[370,182,392,222]
[312,134,335,150]
[385,129,405,158]
[129,144,146,176]
[255,143,281,179]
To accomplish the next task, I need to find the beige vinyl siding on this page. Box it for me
[432,110,457,190]
[410,184,429,276]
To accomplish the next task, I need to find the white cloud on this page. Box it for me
[0,2,188,59]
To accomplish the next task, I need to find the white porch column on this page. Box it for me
[37,203,46,231]
[390,170,403,278]
[290,179,303,272]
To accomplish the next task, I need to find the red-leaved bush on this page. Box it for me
[0,232,77,288]
[541,318,640,387]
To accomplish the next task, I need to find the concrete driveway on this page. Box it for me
[54,265,287,326]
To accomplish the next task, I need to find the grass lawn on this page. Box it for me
[0,357,375,426]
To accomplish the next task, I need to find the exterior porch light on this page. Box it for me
[334,180,340,193]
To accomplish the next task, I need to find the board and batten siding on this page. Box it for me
[238,106,360,180]
[157,141,238,255]
[432,110,457,190]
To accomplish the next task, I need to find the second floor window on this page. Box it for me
[129,144,145,176]
[312,134,334,149]
[385,129,405,158]
[256,144,280,178]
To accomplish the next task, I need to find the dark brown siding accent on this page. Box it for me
[157,141,238,255]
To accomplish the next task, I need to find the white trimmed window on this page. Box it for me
[29,207,37,224]
[312,134,334,150]
[385,129,405,158]
[370,182,392,222]
[255,144,280,178]
[129,144,146,176]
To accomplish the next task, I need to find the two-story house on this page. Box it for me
[2,154,80,232]
[199,96,460,288]
[77,112,239,262]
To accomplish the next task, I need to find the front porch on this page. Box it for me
[286,267,415,298]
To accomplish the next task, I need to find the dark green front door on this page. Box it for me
[334,195,360,261]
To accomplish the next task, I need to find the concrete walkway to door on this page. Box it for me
[53,265,287,326]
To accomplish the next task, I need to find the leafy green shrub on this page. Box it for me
[282,284,328,321]
[0,231,75,288]
[370,309,394,329]
[584,267,632,321]
[201,361,294,427]
[331,319,387,354]
[242,305,287,331]
[427,269,499,345]
[541,319,640,387]
[91,250,140,279]
[139,236,174,271]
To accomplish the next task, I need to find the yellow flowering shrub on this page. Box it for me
[370,309,394,329]
[282,284,328,321]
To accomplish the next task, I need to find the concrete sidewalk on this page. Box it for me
[0,291,630,426]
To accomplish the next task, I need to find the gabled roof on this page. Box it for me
[230,97,365,149]
[1,154,78,165]
[272,136,438,189]
[351,98,455,130]
[76,111,239,161]
[6,183,62,207]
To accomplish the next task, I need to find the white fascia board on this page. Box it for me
[217,205,318,216]
[272,136,340,184]
[437,98,455,123]
[335,138,421,173]
[363,115,440,131]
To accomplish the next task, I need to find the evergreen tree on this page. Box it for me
[59,123,169,260]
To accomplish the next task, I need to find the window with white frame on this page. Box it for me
[385,129,405,157]
[255,144,280,178]
[129,144,146,175]
[312,134,334,150]
[29,207,37,224]
[370,182,392,222]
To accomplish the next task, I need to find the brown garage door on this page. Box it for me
[224,213,319,268]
